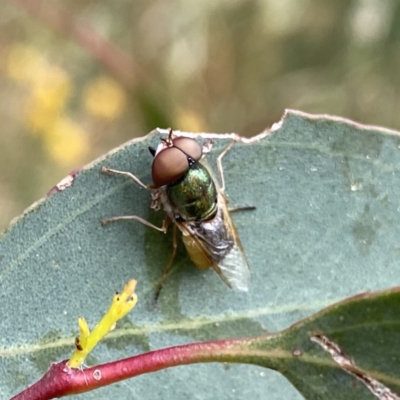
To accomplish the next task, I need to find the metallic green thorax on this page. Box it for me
[166,162,217,221]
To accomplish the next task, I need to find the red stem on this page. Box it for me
[11,337,256,400]
[11,0,142,89]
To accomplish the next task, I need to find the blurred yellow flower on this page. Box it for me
[7,42,88,168]
[83,76,126,120]
[25,66,72,134]
[44,117,89,166]
[6,43,45,84]
[30,65,71,111]
[175,108,207,132]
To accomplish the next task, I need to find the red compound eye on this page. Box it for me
[152,147,190,187]
[171,137,202,161]
[151,137,203,187]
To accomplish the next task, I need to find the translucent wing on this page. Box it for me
[177,192,250,291]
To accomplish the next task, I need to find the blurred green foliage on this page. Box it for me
[0,0,399,229]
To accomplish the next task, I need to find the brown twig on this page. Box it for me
[10,337,254,400]
[12,0,141,89]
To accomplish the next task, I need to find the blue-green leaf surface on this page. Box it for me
[2,110,400,399]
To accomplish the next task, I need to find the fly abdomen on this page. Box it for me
[187,207,235,263]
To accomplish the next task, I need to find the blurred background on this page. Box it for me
[0,0,399,230]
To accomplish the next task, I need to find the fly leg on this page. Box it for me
[101,165,169,229]
[201,139,214,157]
[102,213,172,303]
[216,142,256,212]
[101,214,170,233]
[101,166,149,190]
[154,223,178,304]
[216,140,236,192]
[102,212,173,302]
[228,205,256,213]
[101,165,177,302]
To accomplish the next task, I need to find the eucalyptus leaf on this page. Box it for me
[248,286,400,400]
[2,110,400,399]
